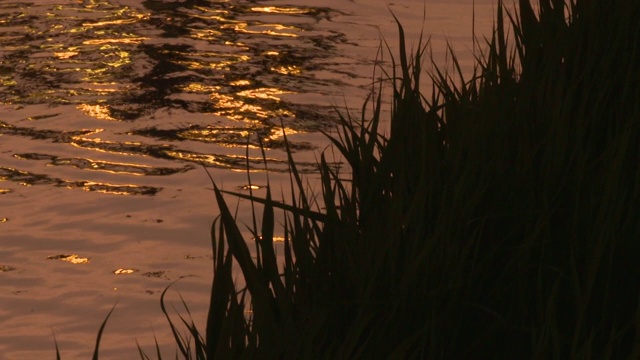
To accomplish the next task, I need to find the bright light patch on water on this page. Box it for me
[232,23,299,38]
[236,87,293,101]
[240,184,263,190]
[250,7,311,15]
[113,268,139,275]
[77,104,117,121]
[230,80,251,86]
[271,65,301,75]
[82,37,148,45]
[47,254,91,264]
[179,83,221,93]
[54,51,79,59]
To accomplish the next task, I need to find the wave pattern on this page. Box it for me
[0,0,355,195]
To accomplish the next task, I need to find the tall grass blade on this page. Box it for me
[71,1,640,358]
[92,302,117,360]
[53,331,61,360]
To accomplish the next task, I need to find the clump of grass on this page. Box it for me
[62,0,640,358]
[203,0,640,358]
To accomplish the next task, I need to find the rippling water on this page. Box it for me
[0,0,363,193]
[0,0,495,358]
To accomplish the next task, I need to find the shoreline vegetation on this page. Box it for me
[63,0,639,358]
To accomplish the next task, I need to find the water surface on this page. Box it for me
[0,0,495,357]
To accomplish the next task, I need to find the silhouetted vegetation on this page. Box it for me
[69,0,640,358]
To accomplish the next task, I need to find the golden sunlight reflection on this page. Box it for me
[78,181,150,195]
[0,217,8,222]
[164,151,271,170]
[271,65,301,75]
[82,15,149,28]
[190,29,223,40]
[188,11,234,23]
[69,134,141,155]
[236,87,293,101]
[164,151,228,167]
[210,93,291,121]
[240,184,263,190]
[0,0,347,198]
[174,54,250,70]
[210,93,245,109]
[192,5,229,15]
[113,268,139,275]
[232,23,299,38]
[77,104,117,121]
[57,158,154,176]
[47,254,90,264]
[250,7,310,15]
[267,127,301,141]
[103,50,131,68]
[81,69,108,82]
[254,235,286,242]
[230,80,251,86]
[178,128,250,142]
[79,84,120,94]
[54,51,79,59]
[82,37,148,45]
[180,83,220,93]
[1,78,16,87]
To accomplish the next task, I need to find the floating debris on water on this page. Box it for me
[253,235,286,242]
[240,184,264,190]
[46,254,90,264]
[0,265,16,272]
[142,271,167,279]
[113,268,139,275]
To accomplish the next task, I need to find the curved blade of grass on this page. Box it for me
[212,183,278,336]
[160,283,190,358]
[92,302,117,360]
[218,188,327,223]
[135,336,158,360]
[206,216,235,359]
[175,293,206,360]
[52,330,61,360]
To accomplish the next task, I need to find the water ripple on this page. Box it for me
[0,0,350,195]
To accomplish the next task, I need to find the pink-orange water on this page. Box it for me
[0,0,496,358]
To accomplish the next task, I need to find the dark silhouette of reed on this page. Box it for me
[66,1,640,358]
